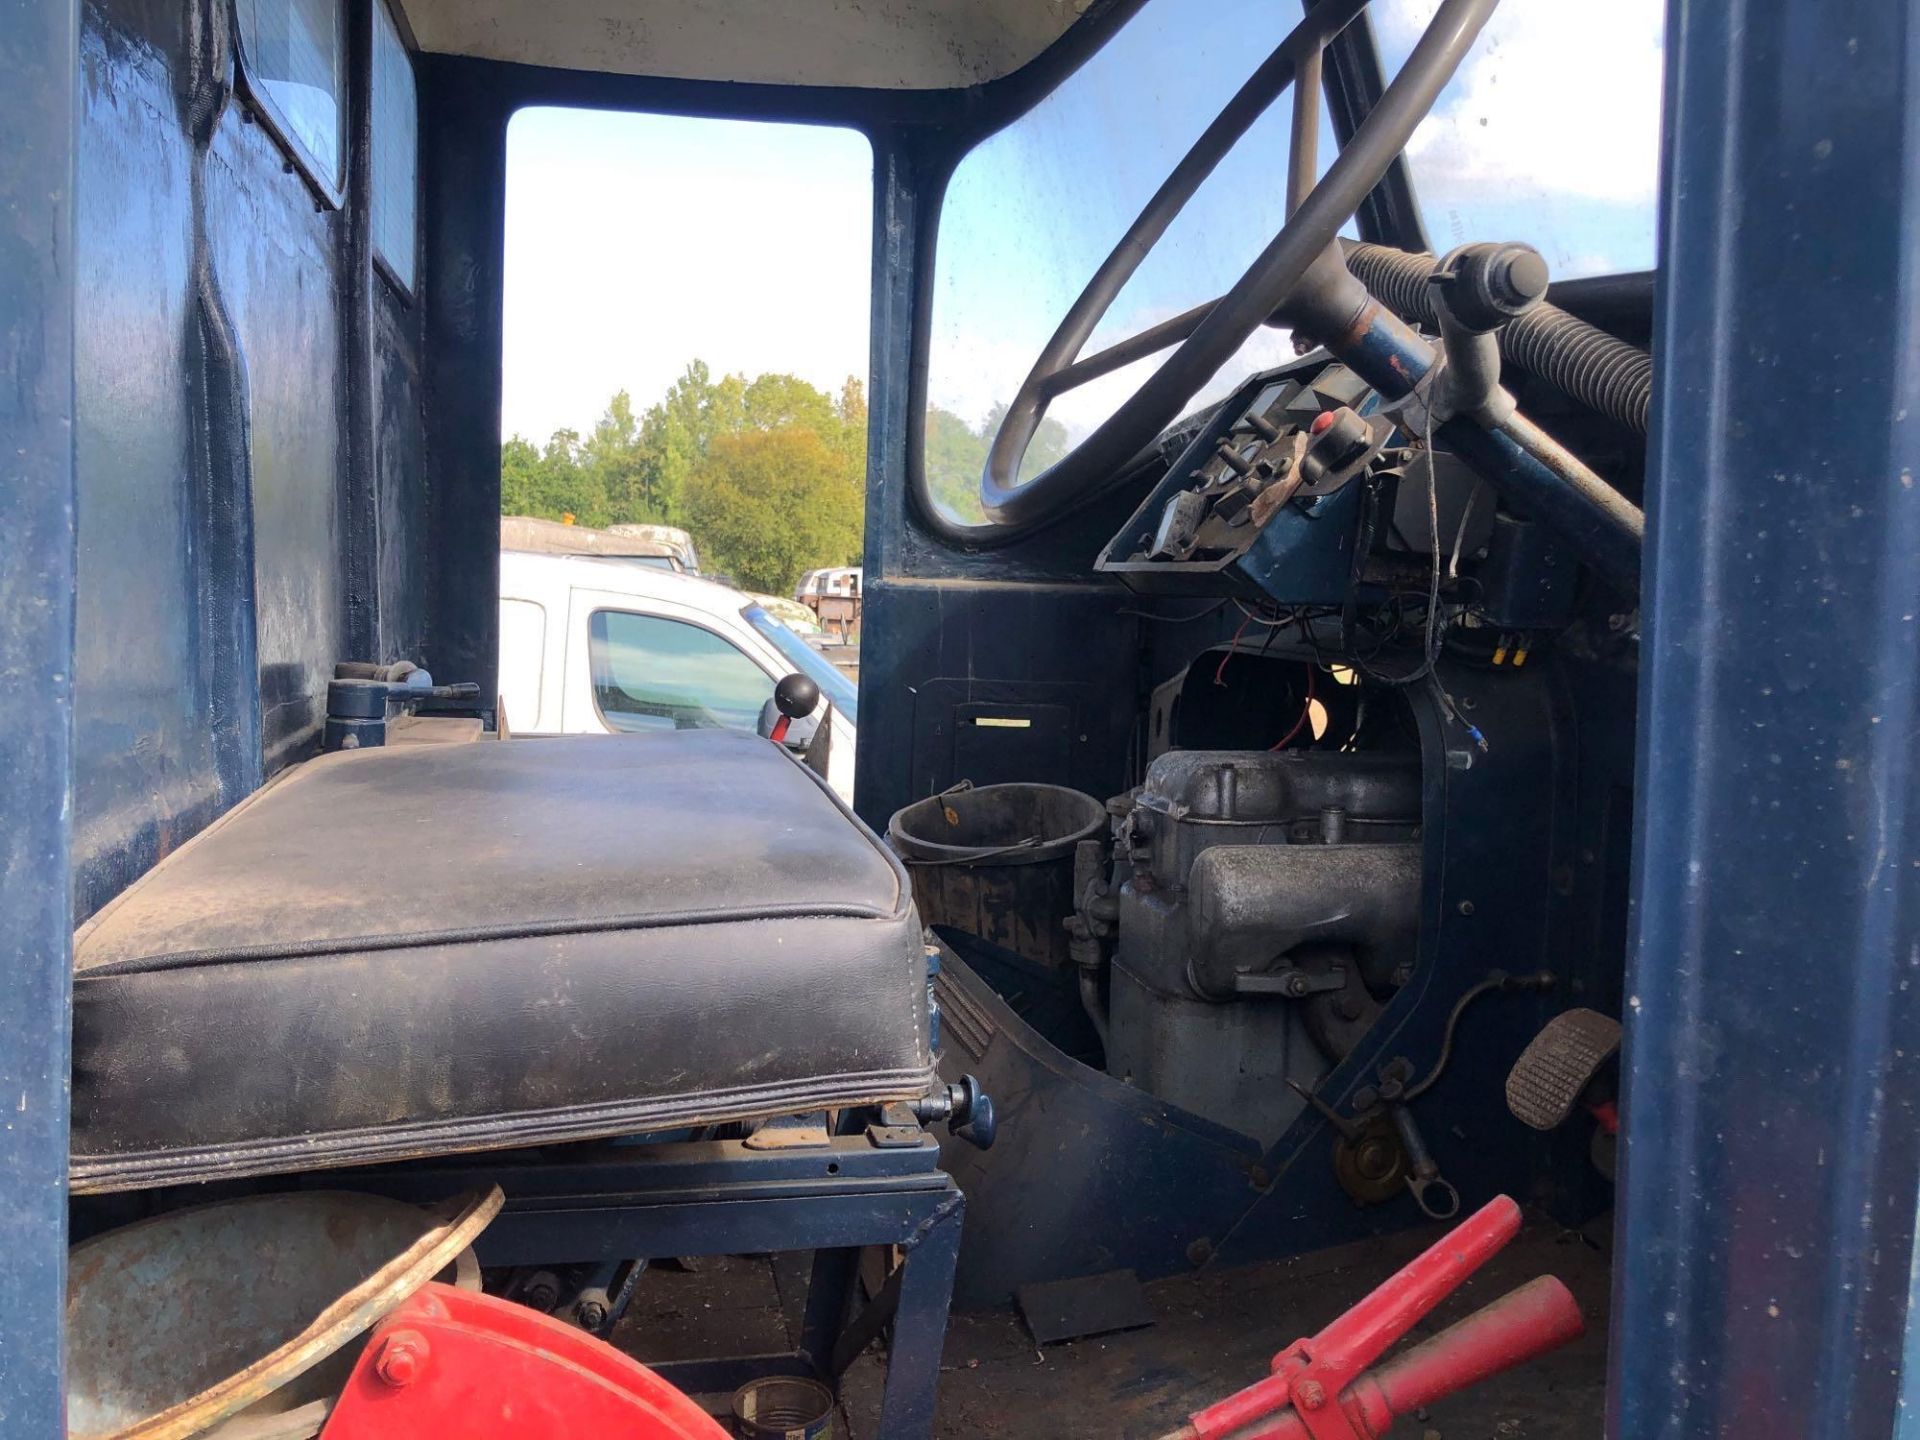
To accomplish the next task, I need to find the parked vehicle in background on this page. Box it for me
[608,523,702,574]
[748,593,825,636]
[498,550,858,801]
[501,515,700,572]
[795,566,862,641]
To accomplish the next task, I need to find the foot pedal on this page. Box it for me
[1506,1008,1622,1131]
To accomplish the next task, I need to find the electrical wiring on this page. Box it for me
[1269,662,1318,750]
[1212,609,1257,686]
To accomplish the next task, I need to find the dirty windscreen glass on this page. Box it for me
[922,0,1664,528]
[1374,0,1663,277]
[923,0,1340,526]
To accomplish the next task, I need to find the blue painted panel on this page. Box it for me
[1615,0,1920,1433]
[0,0,77,1426]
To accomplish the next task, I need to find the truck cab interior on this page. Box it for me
[5,0,1918,1435]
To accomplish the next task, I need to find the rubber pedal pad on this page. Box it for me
[1505,1007,1622,1131]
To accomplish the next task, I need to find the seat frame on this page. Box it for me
[325,1122,964,1440]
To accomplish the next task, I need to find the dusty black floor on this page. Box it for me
[613,1215,1612,1439]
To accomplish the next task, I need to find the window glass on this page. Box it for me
[497,598,546,730]
[742,604,858,723]
[502,111,872,572]
[1374,0,1663,278]
[924,0,1341,525]
[923,0,1666,528]
[235,0,345,195]
[589,610,774,733]
[371,0,418,290]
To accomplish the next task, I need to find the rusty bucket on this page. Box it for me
[66,1187,501,1440]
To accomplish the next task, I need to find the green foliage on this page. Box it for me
[683,427,864,594]
[921,403,1071,526]
[501,361,1066,580]
[502,360,868,587]
[501,428,608,526]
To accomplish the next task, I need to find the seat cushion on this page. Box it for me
[71,731,930,1193]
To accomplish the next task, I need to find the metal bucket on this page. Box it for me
[888,782,1106,970]
[730,1376,835,1440]
[66,1188,500,1440]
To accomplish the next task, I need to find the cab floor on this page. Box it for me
[613,1213,1613,1439]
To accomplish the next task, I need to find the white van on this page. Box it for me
[498,550,859,802]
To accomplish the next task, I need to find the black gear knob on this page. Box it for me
[774,672,821,721]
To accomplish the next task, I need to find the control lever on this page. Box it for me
[1155,1196,1583,1440]
[912,1074,997,1150]
[324,666,483,751]
[758,672,823,751]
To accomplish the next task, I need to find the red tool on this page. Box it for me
[1157,1196,1584,1440]
[319,1282,730,1439]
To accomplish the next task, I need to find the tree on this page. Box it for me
[833,376,868,479]
[633,361,748,525]
[923,405,989,523]
[683,426,863,594]
[502,363,872,577]
[500,427,608,526]
[920,402,1070,525]
[581,391,655,523]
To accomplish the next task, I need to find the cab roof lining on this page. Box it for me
[394,0,1102,91]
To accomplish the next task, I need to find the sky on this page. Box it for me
[501,0,1665,464]
[503,111,873,443]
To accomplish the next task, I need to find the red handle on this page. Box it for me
[1364,1275,1585,1417]
[1239,1276,1585,1440]
[1307,1195,1523,1381]
[1179,1197,1524,1440]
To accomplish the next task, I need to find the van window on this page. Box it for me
[497,597,546,729]
[235,0,345,199]
[588,610,774,733]
[371,0,418,290]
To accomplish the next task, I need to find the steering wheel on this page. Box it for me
[977,0,1500,534]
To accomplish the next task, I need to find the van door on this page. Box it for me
[562,588,778,737]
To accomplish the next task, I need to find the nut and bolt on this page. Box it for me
[1296,1380,1327,1410]
[373,1331,430,1388]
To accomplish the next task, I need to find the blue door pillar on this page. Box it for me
[0,0,78,1428]
[1617,1,1920,1434]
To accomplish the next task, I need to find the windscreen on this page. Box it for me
[923,0,1664,527]
[1375,0,1663,277]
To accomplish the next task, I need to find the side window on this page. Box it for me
[235,0,345,202]
[497,597,547,729]
[371,0,418,291]
[588,610,774,734]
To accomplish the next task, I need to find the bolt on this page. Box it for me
[1296,1380,1327,1410]
[374,1331,429,1388]
[1457,899,1476,916]
[575,1299,609,1332]
[520,1271,562,1312]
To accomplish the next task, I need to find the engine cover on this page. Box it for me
[1098,749,1422,1145]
